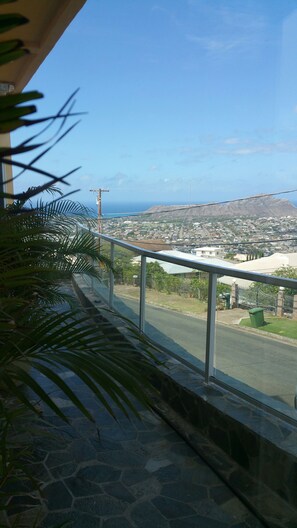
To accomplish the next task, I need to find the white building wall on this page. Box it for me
[193,246,224,259]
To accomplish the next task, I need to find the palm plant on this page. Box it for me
[0,2,157,422]
[0,6,159,525]
[0,157,157,528]
[0,190,156,422]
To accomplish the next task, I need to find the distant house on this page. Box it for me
[193,246,224,259]
[124,239,172,252]
[234,253,248,262]
[133,249,235,277]
[219,252,297,288]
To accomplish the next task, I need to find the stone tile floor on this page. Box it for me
[16,369,265,528]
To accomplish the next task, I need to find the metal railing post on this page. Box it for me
[109,242,114,308]
[139,255,146,333]
[205,272,217,383]
[91,258,94,293]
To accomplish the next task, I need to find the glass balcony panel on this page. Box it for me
[91,239,111,302]
[112,246,141,327]
[144,259,208,371]
[214,276,297,414]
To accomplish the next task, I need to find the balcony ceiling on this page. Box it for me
[0,0,87,92]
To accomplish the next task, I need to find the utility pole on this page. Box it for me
[90,188,109,234]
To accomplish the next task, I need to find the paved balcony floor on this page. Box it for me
[14,369,263,528]
[5,287,264,528]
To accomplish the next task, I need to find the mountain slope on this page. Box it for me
[145,197,297,219]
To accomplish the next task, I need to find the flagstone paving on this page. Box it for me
[21,370,265,528]
[4,289,264,528]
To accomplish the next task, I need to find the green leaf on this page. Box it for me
[32,362,95,422]
[5,365,70,422]
[0,38,22,53]
[0,14,29,33]
[0,105,36,121]
[0,91,43,109]
[2,377,42,417]
[53,523,72,528]
[0,117,28,132]
[0,47,28,65]
[0,142,43,156]
[0,88,157,430]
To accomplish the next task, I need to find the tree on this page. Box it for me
[250,266,297,297]
[146,261,167,290]
[190,277,208,300]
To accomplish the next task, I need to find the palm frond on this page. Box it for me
[0,302,157,421]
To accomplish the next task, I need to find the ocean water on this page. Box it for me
[84,201,192,218]
[85,197,297,219]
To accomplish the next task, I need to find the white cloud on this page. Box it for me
[186,4,267,56]
[104,172,135,187]
[218,141,297,156]
[233,147,262,155]
[219,8,266,32]
[151,5,170,15]
[224,137,240,145]
[199,134,216,145]
[168,134,297,165]
[81,174,92,181]
[149,165,159,172]
[186,35,245,53]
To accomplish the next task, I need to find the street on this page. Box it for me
[111,293,297,409]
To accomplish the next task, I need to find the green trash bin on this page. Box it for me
[249,307,264,328]
[224,293,231,309]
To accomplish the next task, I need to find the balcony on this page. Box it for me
[2,2,297,524]
[73,224,297,526]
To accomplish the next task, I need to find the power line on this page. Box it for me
[95,187,297,248]
[102,217,296,227]
[110,236,297,247]
[174,237,297,247]
[140,188,297,215]
[100,187,297,220]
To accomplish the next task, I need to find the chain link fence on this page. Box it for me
[238,287,294,316]
[238,287,276,314]
[284,294,294,315]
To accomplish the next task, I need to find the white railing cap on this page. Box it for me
[78,224,297,290]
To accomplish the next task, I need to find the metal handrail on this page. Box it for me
[80,224,297,289]
[78,223,297,421]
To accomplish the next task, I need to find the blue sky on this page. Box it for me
[12,0,297,206]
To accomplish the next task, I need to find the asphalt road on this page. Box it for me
[111,293,297,410]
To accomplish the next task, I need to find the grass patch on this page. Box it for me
[240,316,297,339]
[114,284,207,316]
